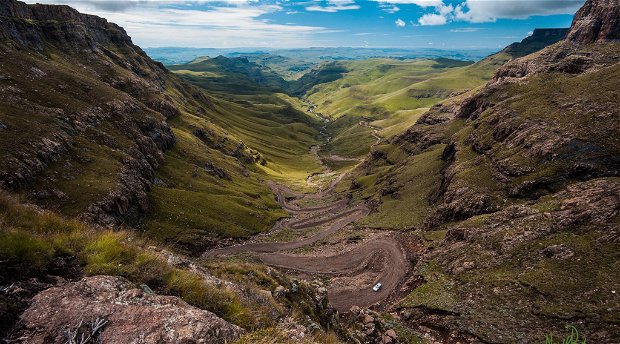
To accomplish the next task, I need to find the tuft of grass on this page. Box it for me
[545,326,587,344]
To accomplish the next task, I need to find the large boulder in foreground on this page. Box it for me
[15,276,243,344]
[567,0,620,44]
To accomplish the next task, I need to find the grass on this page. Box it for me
[545,326,587,344]
[323,122,375,158]
[233,327,342,344]
[139,123,288,252]
[400,262,457,312]
[170,67,324,190]
[0,192,268,329]
[358,144,445,229]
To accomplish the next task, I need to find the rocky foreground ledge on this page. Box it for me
[16,276,243,344]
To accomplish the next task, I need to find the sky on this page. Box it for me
[23,0,584,49]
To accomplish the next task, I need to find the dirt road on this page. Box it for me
[203,180,408,312]
[203,120,407,312]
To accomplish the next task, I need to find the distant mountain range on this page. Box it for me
[145,47,498,66]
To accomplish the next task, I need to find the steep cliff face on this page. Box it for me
[567,0,620,44]
[0,0,133,50]
[503,28,569,58]
[0,0,189,225]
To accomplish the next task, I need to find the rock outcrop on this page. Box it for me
[15,276,243,344]
[567,0,620,44]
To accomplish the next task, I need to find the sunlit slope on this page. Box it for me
[306,30,557,161]
[307,58,478,119]
[304,58,496,160]
[169,59,324,188]
[142,79,327,253]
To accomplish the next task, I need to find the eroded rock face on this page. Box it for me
[16,276,243,344]
[567,0,620,44]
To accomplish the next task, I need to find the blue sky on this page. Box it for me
[24,0,583,49]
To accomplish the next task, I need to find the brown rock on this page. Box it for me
[385,328,397,339]
[17,275,243,344]
[381,334,393,344]
[567,0,620,44]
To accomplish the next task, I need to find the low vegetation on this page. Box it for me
[545,326,587,344]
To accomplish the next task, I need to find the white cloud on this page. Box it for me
[382,5,400,13]
[26,0,258,12]
[413,0,583,26]
[454,0,584,23]
[395,18,406,27]
[418,13,446,25]
[23,1,332,48]
[306,0,360,12]
[372,0,443,7]
[417,3,452,25]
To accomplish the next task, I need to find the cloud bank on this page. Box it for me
[25,0,331,48]
[416,0,584,26]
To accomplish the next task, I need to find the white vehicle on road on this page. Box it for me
[372,282,382,292]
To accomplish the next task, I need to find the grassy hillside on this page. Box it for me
[307,59,476,120]
[306,29,569,161]
[140,92,327,252]
[169,56,289,94]
[0,3,325,256]
[305,57,492,160]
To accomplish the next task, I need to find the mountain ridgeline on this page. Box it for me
[169,56,349,97]
[167,27,570,99]
[1,0,619,343]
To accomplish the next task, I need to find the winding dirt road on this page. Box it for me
[204,181,408,312]
[203,120,406,312]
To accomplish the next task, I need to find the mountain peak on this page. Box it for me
[567,0,620,44]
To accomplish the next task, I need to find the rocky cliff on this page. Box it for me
[0,0,133,51]
[567,0,620,43]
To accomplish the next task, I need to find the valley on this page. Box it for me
[1,0,619,343]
